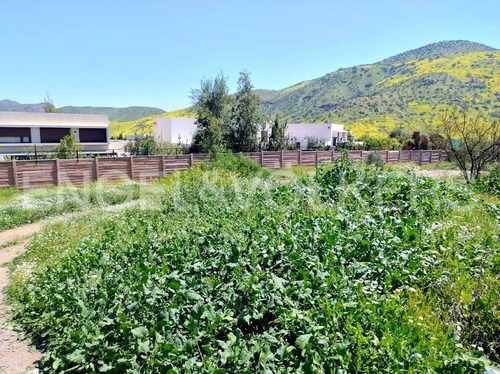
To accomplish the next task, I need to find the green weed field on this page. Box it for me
[7,158,500,373]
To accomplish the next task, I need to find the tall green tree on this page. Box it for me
[268,113,288,151]
[227,71,262,152]
[191,73,230,153]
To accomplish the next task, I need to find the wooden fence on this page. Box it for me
[0,150,447,190]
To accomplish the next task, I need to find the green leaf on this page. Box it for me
[139,340,150,353]
[99,363,113,372]
[295,334,312,350]
[67,349,86,363]
[131,326,148,339]
[168,280,181,290]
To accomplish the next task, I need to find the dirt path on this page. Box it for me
[0,238,41,374]
[0,201,141,374]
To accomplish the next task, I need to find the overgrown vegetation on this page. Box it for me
[473,165,500,196]
[7,156,499,373]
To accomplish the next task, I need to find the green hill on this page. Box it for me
[59,106,166,122]
[257,40,500,138]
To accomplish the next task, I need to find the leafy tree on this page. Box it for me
[268,113,288,151]
[227,71,262,152]
[124,135,158,155]
[52,130,83,159]
[441,105,500,182]
[191,73,231,153]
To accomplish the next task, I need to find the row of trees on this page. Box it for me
[191,71,288,153]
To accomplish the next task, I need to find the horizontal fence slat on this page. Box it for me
[0,149,449,190]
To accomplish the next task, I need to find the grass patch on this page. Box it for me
[0,235,27,250]
[271,165,316,181]
[0,180,160,232]
[0,187,21,204]
[418,160,459,170]
[200,152,271,179]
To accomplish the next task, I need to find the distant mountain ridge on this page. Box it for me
[0,100,165,122]
[0,99,47,113]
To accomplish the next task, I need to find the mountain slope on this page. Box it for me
[258,40,500,138]
[109,108,195,138]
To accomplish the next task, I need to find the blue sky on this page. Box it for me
[1,0,499,111]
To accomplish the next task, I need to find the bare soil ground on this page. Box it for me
[416,169,462,178]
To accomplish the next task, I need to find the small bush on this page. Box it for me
[365,151,385,168]
[200,152,270,178]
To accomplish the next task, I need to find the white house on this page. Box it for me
[285,123,348,150]
[0,111,111,158]
[154,117,198,146]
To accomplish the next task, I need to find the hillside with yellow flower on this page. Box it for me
[106,40,499,139]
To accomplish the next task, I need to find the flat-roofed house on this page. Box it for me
[285,123,348,150]
[0,112,111,158]
[154,117,198,146]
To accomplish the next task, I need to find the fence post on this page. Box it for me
[298,150,302,166]
[386,151,389,163]
[419,150,423,165]
[161,155,166,178]
[12,160,18,189]
[260,151,264,166]
[94,157,99,181]
[315,150,319,166]
[55,159,61,187]
[189,153,194,167]
[280,150,284,168]
[129,156,134,181]
[398,150,401,162]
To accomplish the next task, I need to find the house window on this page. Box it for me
[79,128,107,143]
[0,127,31,143]
[40,128,71,143]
